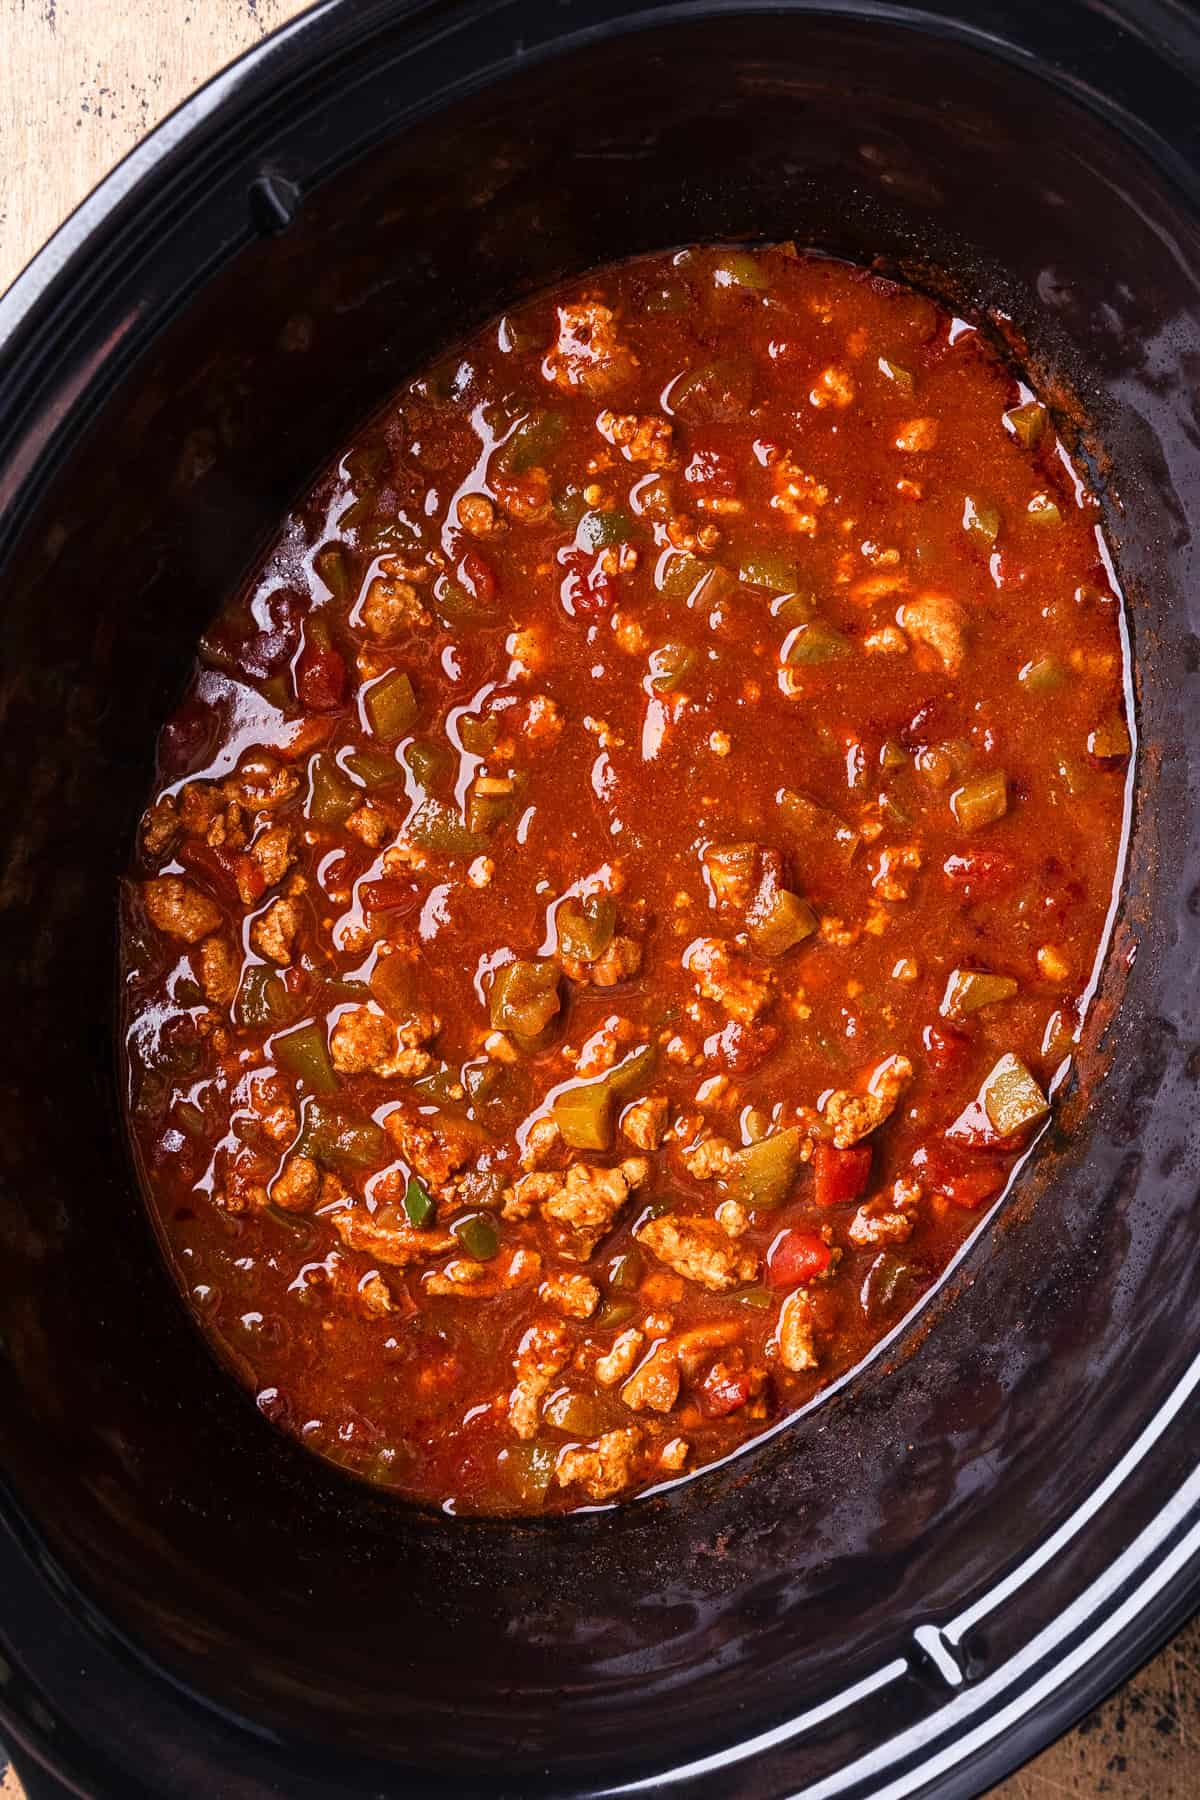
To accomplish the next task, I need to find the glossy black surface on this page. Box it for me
[1,3,1200,1795]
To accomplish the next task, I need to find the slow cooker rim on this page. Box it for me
[2,2,1200,1797]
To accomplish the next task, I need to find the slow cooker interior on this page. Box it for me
[2,10,1200,1796]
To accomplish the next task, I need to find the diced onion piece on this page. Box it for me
[980,1054,1050,1137]
[1003,400,1047,449]
[1088,714,1132,760]
[940,968,1018,1020]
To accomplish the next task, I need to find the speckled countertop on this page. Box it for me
[1,2,1198,1794]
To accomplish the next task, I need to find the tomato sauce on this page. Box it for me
[121,247,1130,1513]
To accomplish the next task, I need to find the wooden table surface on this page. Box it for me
[2,2,1199,1796]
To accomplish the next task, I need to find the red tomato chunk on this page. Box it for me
[767,1229,833,1288]
[813,1143,873,1208]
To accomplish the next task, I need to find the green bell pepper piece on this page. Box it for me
[552,485,589,529]
[656,553,732,606]
[365,669,418,740]
[783,620,850,664]
[489,959,561,1040]
[861,1252,921,1319]
[779,789,860,863]
[458,714,499,755]
[406,798,482,855]
[296,1101,388,1170]
[1027,493,1062,525]
[718,1126,803,1209]
[746,887,818,957]
[556,894,617,963]
[669,357,753,423]
[234,965,296,1030]
[552,1044,654,1151]
[497,409,565,475]
[951,771,1008,831]
[451,1212,499,1260]
[577,508,636,551]
[607,1249,643,1290]
[274,1021,338,1095]
[711,249,769,290]
[368,951,418,1024]
[313,543,354,601]
[878,357,914,394]
[553,1081,612,1151]
[343,748,403,788]
[307,752,356,826]
[502,1441,556,1505]
[544,1389,614,1435]
[739,551,800,593]
[402,1175,435,1227]
[649,642,698,694]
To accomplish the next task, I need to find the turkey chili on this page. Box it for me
[123,246,1131,1514]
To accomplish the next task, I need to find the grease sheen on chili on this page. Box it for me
[122,247,1130,1514]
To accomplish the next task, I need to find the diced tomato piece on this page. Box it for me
[701,1363,755,1417]
[458,550,497,605]
[923,1021,970,1074]
[319,852,355,898]
[942,850,1016,900]
[358,876,415,912]
[994,554,1030,590]
[178,837,262,904]
[295,637,347,711]
[266,588,304,631]
[236,855,266,905]
[157,1010,202,1075]
[813,1141,872,1207]
[559,548,619,618]
[708,1017,781,1073]
[941,1169,1005,1209]
[220,588,303,682]
[943,1098,1008,1149]
[910,1142,946,1184]
[159,699,217,778]
[413,1347,464,1398]
[683,444,737,495]
[276,715,337,760]
[767,1228,832,1288]
[493,472,547,521]
[902,698,945,747]
[913,1139,1008,1206]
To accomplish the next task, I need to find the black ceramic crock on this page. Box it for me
[2,2,1200,1795]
